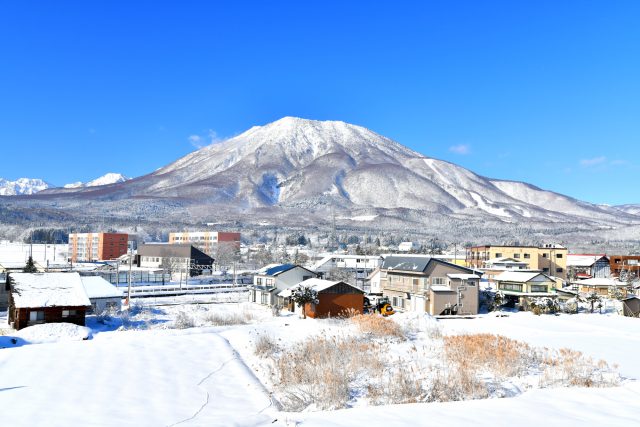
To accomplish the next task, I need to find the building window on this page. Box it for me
[556,254,563,259]
[256,278,263,285]
[62,310,77,317]
[542,253,548,258]
[530,285,548,293]
[260,293,268,305]
[29,310,45,322]
[556,268,563,273]
[543,267,549,273]
[432,277,445,285]
[524,253,530,259]
[494,253,502,258]
[513,253,521,259]
[499,283,523,292]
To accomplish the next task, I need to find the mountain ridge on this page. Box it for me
[5,117,640,238]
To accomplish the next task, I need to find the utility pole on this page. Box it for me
[126,240,133,306]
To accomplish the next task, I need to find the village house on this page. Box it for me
[566,254,610,279]
[80,275,123,314]
[7,272,91,330]
[573,277,628,297]
[493,271,557,309]
[249,264,318,306]
[381,255,481,315]
[278,278,364,318]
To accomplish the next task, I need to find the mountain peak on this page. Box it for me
[0,177,50,195]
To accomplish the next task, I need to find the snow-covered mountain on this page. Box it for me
[63,173,129,188]
[615,204,640,216]
[0,177,50,195]
[12,117,640,232]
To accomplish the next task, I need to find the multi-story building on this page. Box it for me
[466,244,568,279]
[69,232,129,262]
[168,231,241,257]
[609,255,640,280]
[381,255,481,316]
[311,254,383,291]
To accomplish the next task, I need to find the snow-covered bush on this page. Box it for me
[174,311,197,329]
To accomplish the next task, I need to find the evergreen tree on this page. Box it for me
[586,291,602,313]
[291,285,319,319]
[23,256,38,273]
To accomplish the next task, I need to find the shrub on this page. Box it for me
[174,311,197,329]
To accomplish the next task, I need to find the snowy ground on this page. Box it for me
[1,298,639,426]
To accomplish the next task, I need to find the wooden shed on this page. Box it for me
[622,296,640,318]
[8,272,91,330]
[279,278,364,318]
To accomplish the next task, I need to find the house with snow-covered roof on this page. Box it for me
[7,272,91,330]
[493,271,557,309]
[80,275,123,314]
[249,264,318,306]
[566,254,610,279]
[573,277,628,297]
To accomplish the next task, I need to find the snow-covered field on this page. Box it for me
[1,297,639,426]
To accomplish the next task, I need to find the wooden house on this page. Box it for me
[279,278,364,318]
[8,272,91,330]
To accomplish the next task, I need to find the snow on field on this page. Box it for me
[0,326,276,426]
[1,299,640,426]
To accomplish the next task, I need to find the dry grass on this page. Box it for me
[444,334,535,379]
[350,314,405,339]
[263,329,619,411]
[275,335,384,411]
[204,311,254,326]
[254,333,280,358]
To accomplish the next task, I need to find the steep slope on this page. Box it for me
[18,117,640,228]
[0,178,50,195]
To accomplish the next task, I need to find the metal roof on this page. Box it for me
[261,263,296,276]
[382,256,431,272]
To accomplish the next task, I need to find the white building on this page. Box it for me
[310,254,382,291]
[80,276,123,313]
[249,264,317,306]
[398,242,420,252]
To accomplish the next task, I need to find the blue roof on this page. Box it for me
[263,264,296,276]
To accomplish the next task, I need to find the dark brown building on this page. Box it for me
[8,272,91,330]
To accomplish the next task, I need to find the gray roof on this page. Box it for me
[382,256,431,272]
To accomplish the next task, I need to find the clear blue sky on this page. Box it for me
[1,1,639,204]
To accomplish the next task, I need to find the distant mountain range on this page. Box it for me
[3,117,639,241]
[0,178,50,196]
[63,173,129,189]
[0,173,129,195]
